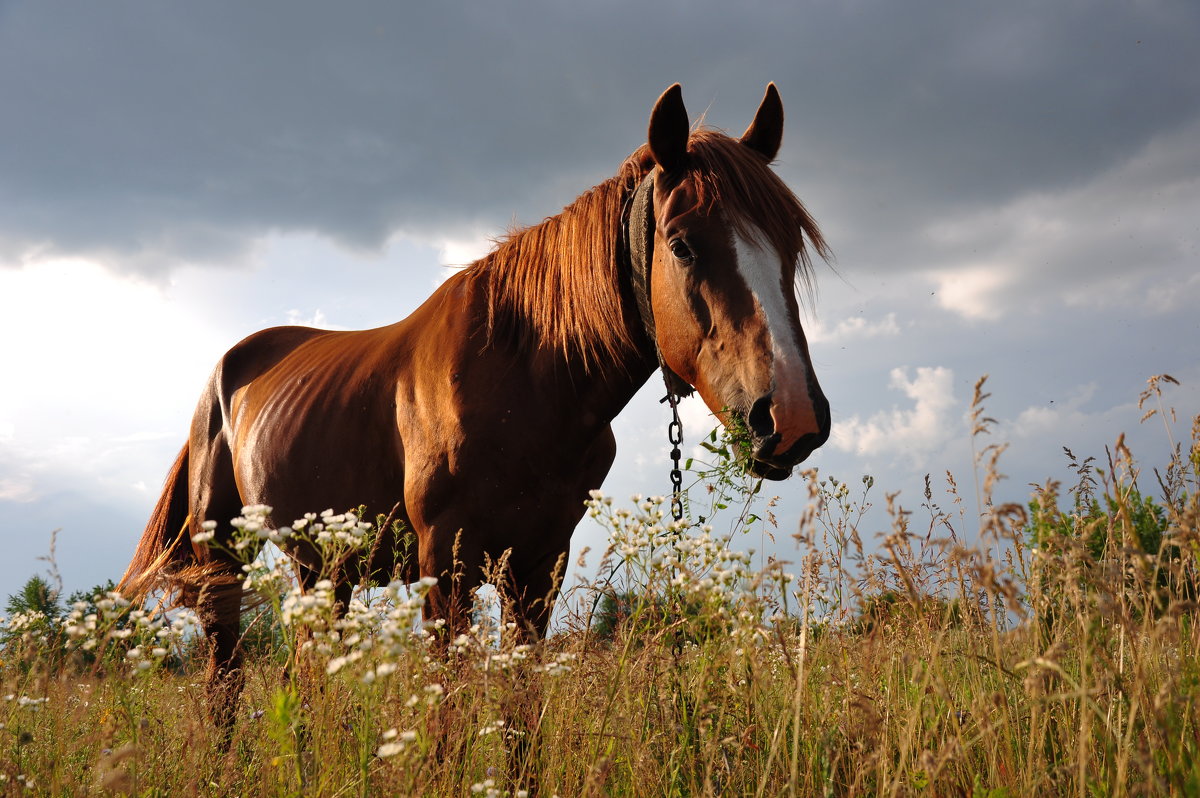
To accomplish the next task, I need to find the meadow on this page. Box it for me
[2,375,1197,797]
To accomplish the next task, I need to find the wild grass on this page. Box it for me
[2,375,1198,796]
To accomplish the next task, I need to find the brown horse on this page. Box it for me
[119,83,830,723]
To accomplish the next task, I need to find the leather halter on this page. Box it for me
[625,172,694,399]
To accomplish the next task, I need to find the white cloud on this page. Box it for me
[677,394,718,437]
[676,394,723,464]
[0,258,225,503]
[1009,383,1099,439]
[0,475,36,503]
[807,312,900,344]
[0,405,13,440]
[436,234,494,269]
[284,308,345,330]
[832,366,959,465]
[405,232,494,289]
[928,266,1013,321]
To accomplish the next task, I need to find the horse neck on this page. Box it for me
[465,167,661,425]
[555,337,658,426]
[521,267,657,427]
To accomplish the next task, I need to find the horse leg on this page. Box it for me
[412,529,484,784]
[420,528,484,640]
[504,545,570,641]
[499,544,570,795]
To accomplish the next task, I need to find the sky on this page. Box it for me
[1,0,1198,607]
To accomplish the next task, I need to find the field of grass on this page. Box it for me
[2,377,1198,797]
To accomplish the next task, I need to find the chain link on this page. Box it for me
[665,391,684,523]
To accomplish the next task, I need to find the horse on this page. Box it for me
[118,83,831,725]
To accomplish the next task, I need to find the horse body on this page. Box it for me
[198,267,642,609]
[121,83,831,724]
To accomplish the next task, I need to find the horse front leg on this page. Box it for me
[420,528,484,642]
[504,544,570,641]
[498,543,571,796]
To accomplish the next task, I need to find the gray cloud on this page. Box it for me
[2,1,1197,273]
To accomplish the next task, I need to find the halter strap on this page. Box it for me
[626,172,694,399]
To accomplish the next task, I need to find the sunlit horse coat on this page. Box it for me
[120,83,831,723]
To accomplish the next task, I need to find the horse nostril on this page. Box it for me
[747,395,775,439]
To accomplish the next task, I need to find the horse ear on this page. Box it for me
[648,84,690,172]
[740,83,784,161]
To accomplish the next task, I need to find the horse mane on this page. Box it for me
[463,149,653,370]
[465,128,828,370]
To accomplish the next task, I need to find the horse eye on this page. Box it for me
[669,238,694,263]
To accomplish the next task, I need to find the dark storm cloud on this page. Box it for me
[1,0,1197,272]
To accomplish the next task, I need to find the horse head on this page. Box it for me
[639,84,830,480]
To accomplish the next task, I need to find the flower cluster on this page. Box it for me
[198,505,379,557]
[373,576,439,657]
[533,651,576,677]
[291,508,377,552]
[11,695,48,712]
[62,591,131,650]
[4,611,49,642]
[58,591,200,674]
[585,491,770,646]
[664,530,757,602]
[587,492,758,594]
[376,727,419,758]
[229,504,277,550]
[280,579,337,630]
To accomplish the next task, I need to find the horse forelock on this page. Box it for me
[683,130,829,301]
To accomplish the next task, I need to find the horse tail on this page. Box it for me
[118,443,194,602]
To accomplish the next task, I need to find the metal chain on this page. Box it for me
[664,390,684,523]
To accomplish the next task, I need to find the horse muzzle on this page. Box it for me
[743,390,831,481]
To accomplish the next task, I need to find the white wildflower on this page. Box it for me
[377,741,405,758]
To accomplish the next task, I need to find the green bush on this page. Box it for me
[1027,485,1169,559]
[1,575,65,668]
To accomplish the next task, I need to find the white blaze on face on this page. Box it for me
[732,231,820,452]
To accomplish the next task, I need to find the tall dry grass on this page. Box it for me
[1,376,1197,796]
